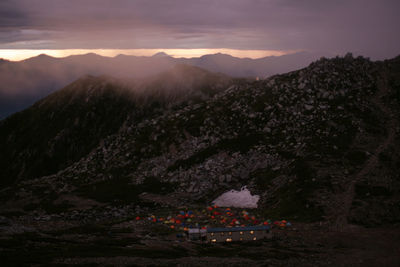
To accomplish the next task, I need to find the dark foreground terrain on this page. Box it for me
[1,54,400,266]
[1,213,399,266]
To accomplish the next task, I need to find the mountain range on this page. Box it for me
[0,54,399,265]
[0,51,325,119]
[1,53,399,224]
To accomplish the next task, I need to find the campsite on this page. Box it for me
[2,204,398,266]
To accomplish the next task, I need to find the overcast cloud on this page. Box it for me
[0,0,399,59]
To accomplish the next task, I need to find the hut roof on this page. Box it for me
[206,225,270,233]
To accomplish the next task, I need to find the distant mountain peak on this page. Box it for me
[114,54,129,58]
[23,53,56,63]
[37,53,52,58]
[81,52,105,58]
[208,53,234,58]
[35,53,56,60]
[152,52,170,57]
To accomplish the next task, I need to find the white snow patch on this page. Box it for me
[212,186,259,208]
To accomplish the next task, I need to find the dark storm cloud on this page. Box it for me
[0,0,399,59]
[0,0,30,27]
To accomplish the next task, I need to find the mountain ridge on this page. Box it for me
[0,64,235,188]
[1,54,399,228]
[0,51,325,119]
[1,55,399,266]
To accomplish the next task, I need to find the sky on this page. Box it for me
[0,0,399,60]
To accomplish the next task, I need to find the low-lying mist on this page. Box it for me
[0,51,323,119]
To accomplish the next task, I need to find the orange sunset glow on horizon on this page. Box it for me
[0,49,297,61]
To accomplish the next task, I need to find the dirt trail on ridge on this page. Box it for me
[333,67,397,230]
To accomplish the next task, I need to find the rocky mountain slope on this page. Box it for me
[0,65,233,188]
[1,54,399,228]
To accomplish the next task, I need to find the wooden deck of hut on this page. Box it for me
[206,225,271,242]
[188,225,272,243]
